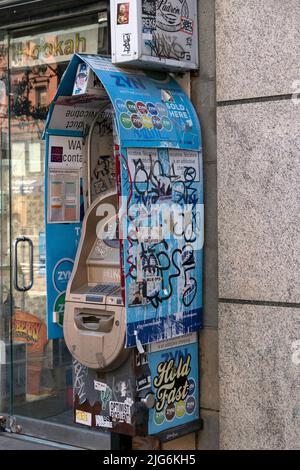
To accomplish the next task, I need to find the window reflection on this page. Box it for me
[0,17,108,422]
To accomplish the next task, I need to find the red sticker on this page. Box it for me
[136,101,148,114]
[117,3,129,25]
[180,17,193,35]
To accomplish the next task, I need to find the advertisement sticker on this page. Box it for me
[148,339,199,435]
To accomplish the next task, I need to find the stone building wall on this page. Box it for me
[216,0,300,450]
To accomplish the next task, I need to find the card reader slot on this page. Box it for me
[75,310,114,332]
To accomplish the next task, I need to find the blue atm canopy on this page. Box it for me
[44,54,203,346]
[44,54,201,151]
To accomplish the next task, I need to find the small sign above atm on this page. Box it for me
[110,0,199,71]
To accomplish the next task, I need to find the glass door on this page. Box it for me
[0,12,110,441]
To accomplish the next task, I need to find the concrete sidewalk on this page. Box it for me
[0,433,78,450]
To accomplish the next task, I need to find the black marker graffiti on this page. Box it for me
[145,32,186,60]
[95,114,113,136]
[127,154,200,309]
[186,36,192,47]
[123,33,131,54]
[142,0,156,16]
[92,155,116,196]
[73,360,88,405]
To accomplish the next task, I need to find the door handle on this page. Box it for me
[14,236,34,292]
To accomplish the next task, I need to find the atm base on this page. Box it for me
[72,335,200,440]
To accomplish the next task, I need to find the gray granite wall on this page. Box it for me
[216,0,300,449]
[191,0,219,449]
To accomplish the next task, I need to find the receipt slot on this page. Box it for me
[44,54,204,441]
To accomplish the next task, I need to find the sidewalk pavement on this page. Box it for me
[0,433,65,450]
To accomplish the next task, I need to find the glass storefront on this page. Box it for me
[0,9,109,439]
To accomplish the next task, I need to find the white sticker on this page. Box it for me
[95,415,113,428]
[75,410,92,426]
[120,381,127,397]
[124,397,134,407]
[109,401,131,424]
[148,332,198,353]
[168,150,200,182]
[127,148,158,183]
[94,380,108,392]
[134,330,145,354]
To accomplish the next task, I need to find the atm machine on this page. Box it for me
[64,190,126,371]
[44,54,203,442]
[64,188,155,435]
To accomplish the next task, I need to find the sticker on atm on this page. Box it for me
[75,410,92,426]
[94,380,108,392]
[95,415,113,429]
[109,401,131,424]
[148,340,199,435]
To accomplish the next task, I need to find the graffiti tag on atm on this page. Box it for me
[126,149,200,310]
[122,148,203,346]
[153,353,191,412]
[128,243,197,309]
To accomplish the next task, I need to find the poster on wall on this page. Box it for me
[47,134,83,223]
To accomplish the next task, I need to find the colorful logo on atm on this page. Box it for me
[53,258,74,293]
[116,98,173,132]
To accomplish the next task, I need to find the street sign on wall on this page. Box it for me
[110,0,198,71]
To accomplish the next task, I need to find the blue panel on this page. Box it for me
[148,340,199,435]
[44,133,83,339]
[44,55,203,344]
[45,54,201,151]
[120,147,203,347]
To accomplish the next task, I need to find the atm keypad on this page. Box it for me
[88,283,119,295]
[85,283,123,306]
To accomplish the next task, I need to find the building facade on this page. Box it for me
[0,0,299,450]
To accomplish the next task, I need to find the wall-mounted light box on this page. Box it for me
[110,0,198,72]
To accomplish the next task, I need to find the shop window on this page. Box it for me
[35,87,47,108]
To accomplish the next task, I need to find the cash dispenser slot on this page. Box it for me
[74,310,114,332]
